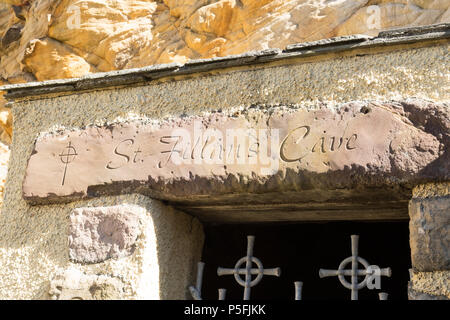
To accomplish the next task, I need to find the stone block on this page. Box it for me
[409,196,450,271]
[22,100,448,206]
[69,204,142,264]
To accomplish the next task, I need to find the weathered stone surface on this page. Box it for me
[408,283,449,300]
[409,269,450,299]
[69,205,142,264]
[409,195,450,271]
[23,38,96,81]
[49,267,126,300]
[22,100,448,205]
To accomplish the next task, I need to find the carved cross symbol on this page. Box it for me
[217,235,281,300]
[59,141,77,186]
[319,235,391,300]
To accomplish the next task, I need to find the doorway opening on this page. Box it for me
[201,221,410,300]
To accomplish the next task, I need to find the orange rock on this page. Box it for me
[0,0,448,81]
[23,38,93,81]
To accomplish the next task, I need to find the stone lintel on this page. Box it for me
[21,99,448,223]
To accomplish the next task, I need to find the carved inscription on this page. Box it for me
[106,139,135,170]
[97,126,358,175]
[22,103,442,203]
[59,141,78,186]
[279,126,358,163]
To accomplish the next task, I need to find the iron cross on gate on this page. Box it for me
[319,235,391,300]
[217,235,281,300]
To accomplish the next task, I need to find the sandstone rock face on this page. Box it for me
[409,195,450,271]
[0,1,448,83]
[69,205,142,264]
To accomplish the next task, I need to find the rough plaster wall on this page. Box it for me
[0,193,204,299]
[0,44,448,299]
[0,0,449,211]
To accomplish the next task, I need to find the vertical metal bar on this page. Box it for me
[351,235,359,300]
[378,292,388,300]
[218,289,227,300]
[244,235,255,300]
[196,262,205,296]
[294,281,303,300]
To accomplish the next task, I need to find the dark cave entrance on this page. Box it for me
[200,221,411,300]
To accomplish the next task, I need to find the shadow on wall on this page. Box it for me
[148,200,205,300]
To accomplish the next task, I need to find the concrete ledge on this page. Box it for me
[1,23,449,100]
